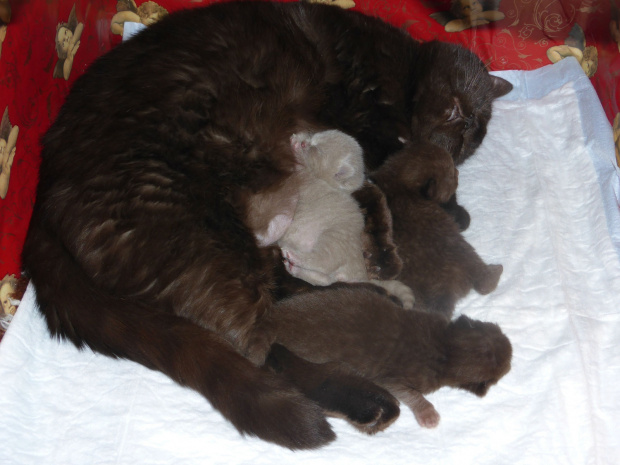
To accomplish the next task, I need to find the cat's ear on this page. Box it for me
[490,75,513,98]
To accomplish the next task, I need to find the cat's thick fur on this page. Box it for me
[268,286,512,428]
[22,1,511,449]
[372,141,504,318]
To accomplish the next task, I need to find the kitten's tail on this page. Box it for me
[21,223,335,450]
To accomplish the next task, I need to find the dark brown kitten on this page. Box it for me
[269,286,512,428]
[21,1,510,449]
[372,141,503,318]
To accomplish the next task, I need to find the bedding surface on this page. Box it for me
[0,58,618,465]
[1,0,620,286]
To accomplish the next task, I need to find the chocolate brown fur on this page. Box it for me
[372,141,503,318]
[269,287,512,427]
[22,1,510,449]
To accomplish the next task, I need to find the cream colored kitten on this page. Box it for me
[276,130,414,308]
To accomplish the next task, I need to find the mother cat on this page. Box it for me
[21,1,512,450]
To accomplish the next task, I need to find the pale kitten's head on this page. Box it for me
[291,129,365,192]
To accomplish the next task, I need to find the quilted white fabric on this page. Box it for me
[1,57,619,465]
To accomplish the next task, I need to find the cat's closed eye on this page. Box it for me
[446,100,475,131]
[447,104,461,122]
[446,98,466,123]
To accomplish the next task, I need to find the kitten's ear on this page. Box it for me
[490,75,513,98]
[334,153,364,192]
[335,158,356,182]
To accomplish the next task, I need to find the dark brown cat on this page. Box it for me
[268,286,512,428]
[21,1,511,449]
[372,141,503,318]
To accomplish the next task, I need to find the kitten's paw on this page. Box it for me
[402,390,440,428]
[413,403,440,429]
[452,204,471,231]
[441,197,471,231]
[424,173,458,204]
[370,279,415,309]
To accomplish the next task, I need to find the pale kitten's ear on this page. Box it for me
[334,156,355,181]
[334,152,364,192]
[490,75,513,98]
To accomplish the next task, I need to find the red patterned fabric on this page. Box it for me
[0,0,618,283]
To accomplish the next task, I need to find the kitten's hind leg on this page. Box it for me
[387,385,440,428]
[473,263,503,295]
[266,344,401,435]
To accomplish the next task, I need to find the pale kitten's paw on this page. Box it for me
[414,403,440,429]
[370,280,415,309]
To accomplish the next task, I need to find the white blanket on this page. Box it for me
[1,57,619,465]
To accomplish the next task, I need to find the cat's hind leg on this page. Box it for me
[266,344,401,435]
[22,215,335,450]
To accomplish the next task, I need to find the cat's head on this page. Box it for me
[441,315,512,396]
[410,42,513,165]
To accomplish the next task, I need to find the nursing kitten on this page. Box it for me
[371,141,503,318]
[245,169,301,247]
[279,129,368,285]
[249,130,414,307]
[22,1,511,448]
[268,286,512,428]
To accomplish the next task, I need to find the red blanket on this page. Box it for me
[1,0,619,282]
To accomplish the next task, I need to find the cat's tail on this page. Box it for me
[21,223,335,450]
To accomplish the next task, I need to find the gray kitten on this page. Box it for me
[248,129,414,308]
